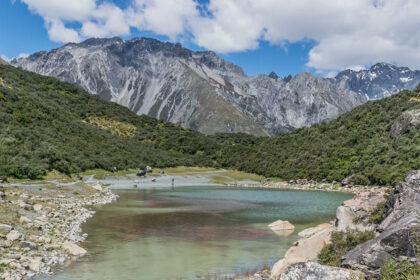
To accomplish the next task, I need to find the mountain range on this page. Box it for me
[11,37,420,135]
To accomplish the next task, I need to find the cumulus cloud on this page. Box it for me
[18,0,420,73]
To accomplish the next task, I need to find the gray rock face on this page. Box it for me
[279,262,363,280]
[12,37,366,135]
[333,62,420,99]
[342,170,420,278]
[389,109,420,138]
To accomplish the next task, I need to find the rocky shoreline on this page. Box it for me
[0,181,117,280]
[237,171,419,280]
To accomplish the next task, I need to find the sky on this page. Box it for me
[1,0,420,77]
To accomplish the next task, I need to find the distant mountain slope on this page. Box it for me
[217,85,420,185]
[0,58,8,65]
[0,63,219,179]
[1,63,419,185]
[333,62,420,99]
[12,37,365,135]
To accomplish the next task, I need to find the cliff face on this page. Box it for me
[12,37,367,135]
[342,170,420,278]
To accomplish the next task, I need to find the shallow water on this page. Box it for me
[44,186,352,280]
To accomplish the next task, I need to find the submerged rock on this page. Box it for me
[342,170,420,278]
[271,224,332,278]
[268,220,295,231]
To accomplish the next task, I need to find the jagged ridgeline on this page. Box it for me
[1,64,419,185]
[217,84,420,185]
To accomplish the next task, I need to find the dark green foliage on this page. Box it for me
[318,231,375,267]
[0,64,419,184]
[369,200,387,224]
[0,64,216,178]
[215,87,420,186]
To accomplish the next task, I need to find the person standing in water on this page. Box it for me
[171,178,175,191]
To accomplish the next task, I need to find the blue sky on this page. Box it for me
[1,0,420,77]
[0,0,314,77]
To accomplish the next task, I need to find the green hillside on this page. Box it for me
[216,86,420,185]
[1,64,419,185]
[0,64,217,179]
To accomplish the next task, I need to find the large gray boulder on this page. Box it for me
[279,262,364,280]
[389,109,420,138]
[342,170,420,278]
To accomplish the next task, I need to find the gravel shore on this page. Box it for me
[0,180,117,280]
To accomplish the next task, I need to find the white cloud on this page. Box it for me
[18,0,420,73]
[81,3,130,38]
[45,19,82,43]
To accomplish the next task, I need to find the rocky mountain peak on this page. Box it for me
[268,72,279,79]
[11,36,419,135]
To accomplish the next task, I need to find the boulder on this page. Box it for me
[335,190,385,232]
[341,175,355,186]
[6,230,21,242]
[90,183,103,192]
[268,220,295,231]
[342,170,420,278]
[146,166,153,173]
[296,179,309,185]
[62,241,87,256]
[136,169,146,177]
[33,204,43,212]
[0,224,12,233]
[28,258,42,273]
[19,216,31,224]
[389,109,420,138]
[20,241,37,249]
[279,262,364,280]
[271,224,332,278]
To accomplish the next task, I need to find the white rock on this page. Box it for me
[268,219,295,231]
[0,224,12,232]
[29,258,42,273]
[6,230,21,241]
[19,216,31,224]
[62,241,87,256]
[90,183,103,192]
[33,204,43,212]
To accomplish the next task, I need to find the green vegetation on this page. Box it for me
[0,64,419,185]
[381,259,420,280]
[318,231,375,267]
[369,200,387,224]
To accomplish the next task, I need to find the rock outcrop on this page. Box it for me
[279,262,364,280]
[335,190,385,232]
[342,170,420,278]
[389,109,420,138]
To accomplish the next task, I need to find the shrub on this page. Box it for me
[319,231,375,267]
[381,259,420,280]
[369,200,387,224]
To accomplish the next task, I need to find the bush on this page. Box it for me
[369,200,387,224]
[319,231,375,267]
[381,259,420,280]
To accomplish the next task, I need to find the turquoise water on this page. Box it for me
[44,186,352,280]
